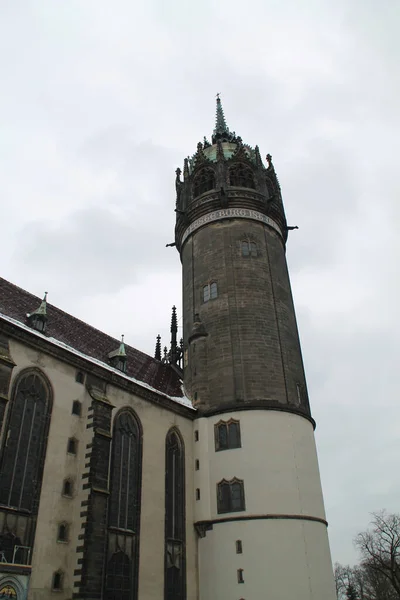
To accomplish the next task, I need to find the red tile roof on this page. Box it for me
[0,277,184,399]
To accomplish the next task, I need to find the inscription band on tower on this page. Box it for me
[181,209,283,245]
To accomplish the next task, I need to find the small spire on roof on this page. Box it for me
[108,334,127,372]
[27,291,48,333]
[155,334,162,361]
[118,334,126,357]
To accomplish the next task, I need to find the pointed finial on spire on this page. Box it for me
[170,306,178,365]
[155,334,162,361]
[118,334,126,356]
[212,95,238,145]
[27,291,48,332]
[213,94,229,138]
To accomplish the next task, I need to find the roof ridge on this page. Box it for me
[0,276,153,363]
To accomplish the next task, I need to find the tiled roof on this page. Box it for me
[0,277,185,400]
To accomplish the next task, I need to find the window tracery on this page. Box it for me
[105,409,142,600]
[229,164,255,189]
[165,429,186,600]
[0,370,52,512]
[193,168,215,198]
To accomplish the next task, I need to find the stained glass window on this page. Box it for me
[0,370,52,512]
[105,409,142,600]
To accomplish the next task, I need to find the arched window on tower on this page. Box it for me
[217,478,245,514]
[0,370,52,512]
[229,164,255,189]
[192,168,215,198]
[105,409,142,600]
[165,429,186,600]
[241,240,257,257]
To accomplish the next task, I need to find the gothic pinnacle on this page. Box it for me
[155,334,162,361]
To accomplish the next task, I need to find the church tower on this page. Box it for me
[174,97,337,599]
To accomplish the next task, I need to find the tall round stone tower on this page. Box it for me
[174,97,336,599]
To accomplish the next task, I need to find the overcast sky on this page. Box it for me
[1,0,399,566]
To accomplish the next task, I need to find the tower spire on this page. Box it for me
[170,306,178,365]
[212,94,236,144]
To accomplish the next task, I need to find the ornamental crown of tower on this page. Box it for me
[174,95,288,252]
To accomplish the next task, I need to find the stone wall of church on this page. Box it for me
[0,337,196,600]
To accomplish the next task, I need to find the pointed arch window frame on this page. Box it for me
[228,162,256,190]
[217,477,245,514]
[192,167,216,199]
[214,419,241,451]
[105,407,143,600]
[0,368,53,513]
[164,427,186,600]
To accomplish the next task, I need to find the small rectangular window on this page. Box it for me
[236,540,243,554]
[67,438,77,455]
[75,371,85,384]
[72,400,82,416]
[52,572,63,591]
[195,459,200,470]
[196,488,200,500]
[237,569,244,583]
[194,430,199,442]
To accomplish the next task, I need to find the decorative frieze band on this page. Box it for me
[181,208,282,245]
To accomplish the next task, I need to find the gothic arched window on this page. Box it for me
[229,164,255,189]
[215,419,241,451]
[105,409,142,600]
[0,370,52,512]
[217,478,245,514]
[193,168,215,198]
[241,240,257,257]
[165,429,186,600]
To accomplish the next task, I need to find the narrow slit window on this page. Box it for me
[236,540,243,554]
[194,430,199,442]
[67,438,77,455]
[195,459,200,470]
[237,569,244,583]
[72,400,82,416]
[52,571,63,591]
[196,488,200,501]
[76,371,85,384]
[62,479,73,497]
[57,523,68,542]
